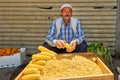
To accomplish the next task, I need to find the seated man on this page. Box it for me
[42,3,87,53]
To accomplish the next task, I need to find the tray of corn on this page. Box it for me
[15,46,114,80]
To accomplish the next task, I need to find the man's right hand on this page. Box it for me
[55,40,66,49]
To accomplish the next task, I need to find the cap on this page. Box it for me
[60,3,72,11]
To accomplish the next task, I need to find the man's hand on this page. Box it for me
[66,40,77,52]
[70,40,77,47]
[55,40,66,49]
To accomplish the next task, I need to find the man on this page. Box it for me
[43,3,87,53]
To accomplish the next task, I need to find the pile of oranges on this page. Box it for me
[0,48,20,56]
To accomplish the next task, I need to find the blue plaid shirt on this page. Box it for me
[45,18,85,47]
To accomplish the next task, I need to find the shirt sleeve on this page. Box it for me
[75,19,85,45]
[45,19,57,47]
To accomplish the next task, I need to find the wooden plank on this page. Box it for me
[0,0,117,3]
[0,20,116,25]
[0,33,116,38]
[83,25,116,29]
[0,21,51,25]
[0,25,50,29]
[0,29,48,33]
[0,41,43,45]
[82,21,116,25]
[96,58,113,74]
[0,28,116,33]
[0,11,116,16]
[85,34,115,38]
[87,42,115,47]
[0,45,41,49]
[0,25,116,29]
[0,2,116,7]
[84,30,116,34]
[0,15,116,21]
[0,7,117,12]
[0,37,45,41]
[0,33,47,37]
[86,38,115,42]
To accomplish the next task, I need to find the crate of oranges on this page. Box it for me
[0,48,26,68]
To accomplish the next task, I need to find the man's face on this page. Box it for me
[61,7,72,21]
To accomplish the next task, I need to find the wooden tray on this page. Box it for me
[15,52,114,80]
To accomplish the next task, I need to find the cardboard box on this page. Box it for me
[15,52,114,80]
[0,48,26,68]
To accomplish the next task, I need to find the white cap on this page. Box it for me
[60,3,72,11]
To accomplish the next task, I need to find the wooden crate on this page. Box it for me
[15,52,114,80]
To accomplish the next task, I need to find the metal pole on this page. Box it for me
[118,0,120,45]
[115,0,120,55]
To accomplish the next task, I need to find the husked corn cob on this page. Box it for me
[32,54,51,61]
[38,46,57,56]
[32,60,46,66]
[27,64,44,71]
[22,73,41,80]
[29,60,34,64]
[39,51,56,58]
[91,57,97,62]
[23,68,40,75]
[65,43,73,50]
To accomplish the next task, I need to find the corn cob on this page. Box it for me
[38,46,57,56]
[23,68,40,75]
[65,43,73,50]
[29,60,34,64]
[32,54,51,61]
[32,60,46,66]
[27,64,44,71]
[39,51,56,58]
[22,73,41,80]
[91,57,97,62]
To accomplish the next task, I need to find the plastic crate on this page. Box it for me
[0,48,26,68]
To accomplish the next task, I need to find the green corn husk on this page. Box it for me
[88,42,114,70]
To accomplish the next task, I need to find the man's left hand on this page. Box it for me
[66,40,77,52]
